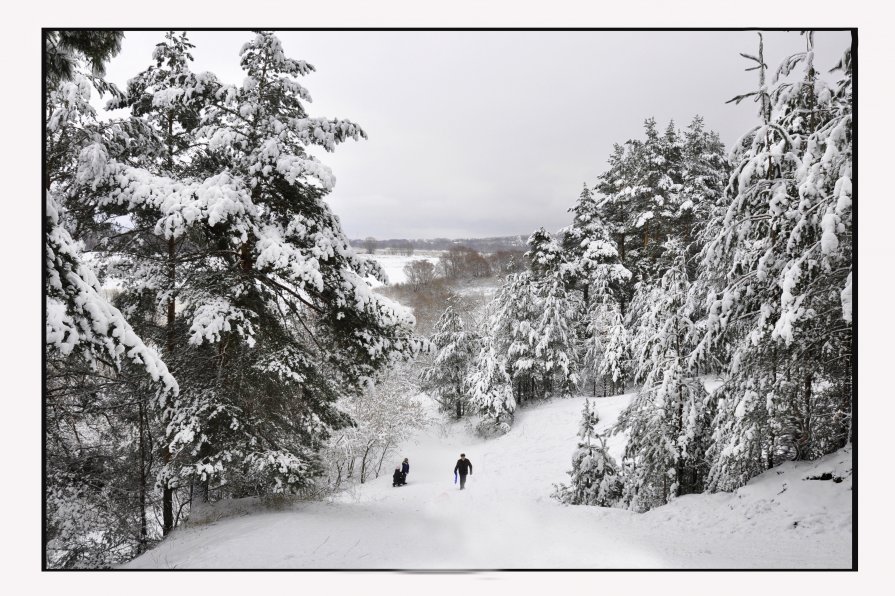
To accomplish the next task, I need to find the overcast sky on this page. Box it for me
[102,30,851,240]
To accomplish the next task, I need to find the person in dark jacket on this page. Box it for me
[401,458,410,484]
[392,467,404,487]
[453,453,473,490]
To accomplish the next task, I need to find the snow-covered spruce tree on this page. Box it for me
[531,269,583,398]
[526,226,567,278]
[474,228,586,417]
[595,116,727,309]
[554,400,622,506]
[691,34,853,491]
[559,186,633,395]
[769,37,853,458]
[580,304,609,397]
[595,118,682,286]
[588,299,630,396]
[44,30,180,568]
[525,228,583,397]
[599,303,631,395]
[678,116,729,262]
[422,299,481,419]
[487,271,543,406]
[560,184,631,306]
[467,335,516,434]
[614,240,708,510]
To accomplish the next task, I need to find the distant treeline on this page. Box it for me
[350,235,530,254]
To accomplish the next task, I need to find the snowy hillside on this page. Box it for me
[124,393,851,569]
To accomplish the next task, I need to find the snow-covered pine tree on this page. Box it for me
[45,30,123,86]
[678,116,729,260]
[532,271,582,397]
[688,41,788,492]
[553,400,622,506]
[598,304,630,396]
[555,183,633,397]
[422,299,480,419]
[526,226,567,278]
[579,296,629,398]
[153,31,425,499]
[467,335,516,434]
[560,184,632,307]
[770,36,853,457]
[596,118,683,285]
[614,240,708,510]
[93,30,222,537]
[594,117,727,314]
[580,303,607,397]
[691,33,853,491]
[525,228,584,397]
[487,271,543,406]
[562,185,604,266]
[70,31,425,507]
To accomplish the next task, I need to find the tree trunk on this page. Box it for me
[675,388,683,497]
[802,372,813,459]
[375,441,392,478]
[160,113,178,537]
[845,351,853,446]
[137,400,148,553]
[663,474,668,505]
[162,235,176,537]
[360,445,372,484]
[674,324,683,497]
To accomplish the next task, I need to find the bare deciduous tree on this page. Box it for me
[403,260,436,288]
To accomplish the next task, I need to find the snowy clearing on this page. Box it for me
[124,393,851,569]
[365,252,441,287]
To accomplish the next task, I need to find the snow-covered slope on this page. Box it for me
[124,394,852,569]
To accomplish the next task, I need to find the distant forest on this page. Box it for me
[350,235,530,254]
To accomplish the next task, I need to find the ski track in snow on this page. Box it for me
[124,393,852,569]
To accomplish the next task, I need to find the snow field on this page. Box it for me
[125,392,851,569]
[365,252,441,287]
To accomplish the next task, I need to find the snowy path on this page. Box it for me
[125,394,852,569]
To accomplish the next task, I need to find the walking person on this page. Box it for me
[401,458,410,485]
[453,453,473,490]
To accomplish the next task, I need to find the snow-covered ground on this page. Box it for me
[364,252,441,287]
[124,393,851,569]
